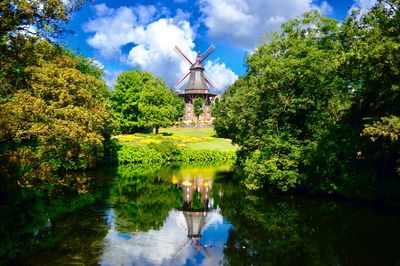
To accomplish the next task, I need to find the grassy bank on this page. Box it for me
[117,127,237,152]
[117,128,237,164]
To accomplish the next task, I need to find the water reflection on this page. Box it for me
[101,164,231,265]
[2,164,400,265]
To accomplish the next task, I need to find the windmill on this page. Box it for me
[170,177,215,259]
[174,45,217,125]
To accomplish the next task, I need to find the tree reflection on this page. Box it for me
[0,169,113,265]
[218,184,400,266]
[109,164,183,233]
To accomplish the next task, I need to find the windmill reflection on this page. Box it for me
[171,176,216,257]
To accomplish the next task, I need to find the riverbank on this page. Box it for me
[116,128,237,164]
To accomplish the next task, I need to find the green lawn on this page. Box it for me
[117,127,237,151]
[160,127,215,137]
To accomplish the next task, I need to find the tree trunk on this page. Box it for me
[155,126,159,134]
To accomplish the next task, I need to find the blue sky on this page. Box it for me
[62,0,377,93]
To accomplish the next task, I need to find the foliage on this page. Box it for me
[138,77,178,134]
[309,0,400,201]
[109,164,183,232]
[193,97,204,119]
[218,182,400,265]
[180,149,236,162]
[215,1,400,203]
[215,10,348,190]
[0,41,117,189]
[363,115,400,142]
[0,0,84,40]
[117,145,164,164]
[118,143,236,164]
[174,96,185,120]
[211,97,221,117]
[112,70,179,134]
[0,169,112,264]
[148,141,181,161]
[111,70,154,133]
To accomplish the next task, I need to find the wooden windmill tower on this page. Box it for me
[174,45,217,125]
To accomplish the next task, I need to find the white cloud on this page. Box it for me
[125,18,197,88]
[348,0,378,16]
[104,69,123,89]
[84,4,238,92]
[205,59,238,93]
[319,1,334,15]
[100,209,228,265]
[199,0,334,49]
[83,6,139,59]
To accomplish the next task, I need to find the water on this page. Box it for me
[1,163,400,265]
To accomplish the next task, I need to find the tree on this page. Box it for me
[111,70,154,133]
[215,11,347,191]
[0,43,117,189]
[193,98,204,120]
[138,77,178,134]
[310,0,400,200]
[0,0,84,40]
[215,1,400,204]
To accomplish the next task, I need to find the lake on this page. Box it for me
[1,163,400,265]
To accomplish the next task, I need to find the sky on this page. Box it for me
[62,0,378,93]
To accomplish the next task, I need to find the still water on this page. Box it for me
[1,163,400,265]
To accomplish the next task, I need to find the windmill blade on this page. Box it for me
[204,74,216,89]
[174,71,191,88]
[200,45,216,63]
[170,238,190,258]
[174,46,193,65]
[200,245,211,258]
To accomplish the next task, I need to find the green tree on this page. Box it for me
[111,70,154,133]
[211,97,221,118]
[215,1,400,204]
[215,11,347,191]
[310,0,400,201]
[193,98,204,120]
[0,0,84,39]
[0,45,117,189]
[138,77,178,134]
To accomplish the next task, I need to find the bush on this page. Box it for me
[118,142,236,164]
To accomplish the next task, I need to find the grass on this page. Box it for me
[160,127,215,137]
[117,127,238,151]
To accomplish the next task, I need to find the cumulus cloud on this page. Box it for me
[100,209,228,265]
[348,0,378,16]
[205,59,238,93]
[84,4,237,92]
[125,18,197,87]
[83,6,139,59]
[199,0,333,49]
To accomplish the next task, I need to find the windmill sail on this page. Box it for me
[174,45,217,124]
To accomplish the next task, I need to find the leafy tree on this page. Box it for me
[174,96,185,121]
[0,44,117,189]
[211,97,221,117]
[193,97,204,120]
[0,0,84,39]
[215,1,400,204]
[215,11,347,191]
[111,70,154,133]
[138,77,178,134]
[310,0,400,200]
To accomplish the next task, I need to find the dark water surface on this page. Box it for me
[1,164,400,265]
